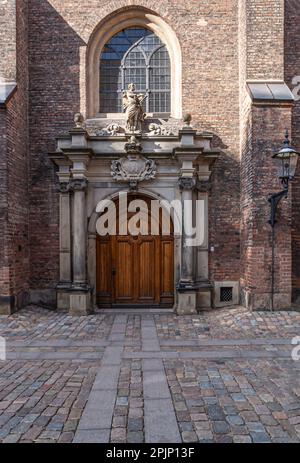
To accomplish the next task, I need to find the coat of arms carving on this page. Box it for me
[111,135,156,190]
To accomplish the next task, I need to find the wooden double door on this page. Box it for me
[96,196,174,308]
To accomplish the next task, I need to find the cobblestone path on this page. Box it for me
[0,306,300,443]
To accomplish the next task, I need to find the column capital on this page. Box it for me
[178,176,197,191]
[58,181,71,194]
[69,178,88,192]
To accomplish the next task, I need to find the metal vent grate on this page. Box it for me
[220,287,233,303]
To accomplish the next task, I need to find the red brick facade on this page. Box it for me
[285,0,300,302]
[0,0,299,312]
[0,0,29,313]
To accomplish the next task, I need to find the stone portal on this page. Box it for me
[50,115,219,314]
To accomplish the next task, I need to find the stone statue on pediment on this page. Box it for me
[123,83,147,132]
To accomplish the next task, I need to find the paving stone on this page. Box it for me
[116,397,128,406]
[128,418,143,432]
[247,422,266,433]
[212,421,231,434]
[2,433,22,443]
[73,429,110,443]
[226,415,244,426]
[196,430,214,440]
[93,366,120,391]
[216,435,233,443]
[179,421,193,432]
[250,432,271,443]
[112,416,127,427]
[143,369,170,400]
[145,398,181,443]
[127,431,144,443]
[233,435,252,443]
[111,428,126,442]
[206,404,226,421]
[128,408,143,419]
[260,414,278,426]
[182,431,198,442]
[78,390,116,430]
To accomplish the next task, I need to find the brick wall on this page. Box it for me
[241,104,293,309]
[0,0,16,82]
[239,0,293,310]
[0,0,29,313]
[284,0,300,301]
[0,109,9,304]
[245,0,284,80]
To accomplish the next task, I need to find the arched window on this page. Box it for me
[100,27,171,114]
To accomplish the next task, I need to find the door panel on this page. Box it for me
[114,237,135,303]
[136,237,157,302]
[96,237,112,307]
[96,196,174,308]
[160,238,174,306]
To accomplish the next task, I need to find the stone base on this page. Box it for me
[176,291,197,315]
[0,291,30,315]
[57,290,71,311]
[0,296,16,315]
[69,291,91,316]
[29,289,56,308]
[196,290,212,310]
[241,288,292,311]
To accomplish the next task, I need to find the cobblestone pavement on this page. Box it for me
[0,306,300,443]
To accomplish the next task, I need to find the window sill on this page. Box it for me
[92,112,172,120]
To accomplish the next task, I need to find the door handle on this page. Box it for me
[112,268,116,276]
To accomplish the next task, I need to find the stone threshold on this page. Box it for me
[98,308,174,314]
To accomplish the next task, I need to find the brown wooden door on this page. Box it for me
[96,196,174,308]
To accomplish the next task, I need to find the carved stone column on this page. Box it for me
[174,123,200,314]
[71,178,88,285]
[59,182,72,282]
[176,176,198,314]
[50,117,94,315]
[66,124,92,315]
[69,177,90,315]
[51,161,72,311]
[57,181,72,310]
[178,177,196,283]
[173,122,219,314]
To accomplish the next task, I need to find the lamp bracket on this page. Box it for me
[268,188,288,228]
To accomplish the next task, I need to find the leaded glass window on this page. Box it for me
[100,27,171,113]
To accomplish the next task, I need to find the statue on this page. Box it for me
[123,83,147,132]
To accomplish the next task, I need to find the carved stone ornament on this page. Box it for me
[74,112,85,129]
[111,155,156,185]
[124,135,142,154]
[69,178,88,192]
[183,113,192,127]
[147,123,175,136]
[96,123,125,137]
[178,177,197,190]
[59,182,71,194]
